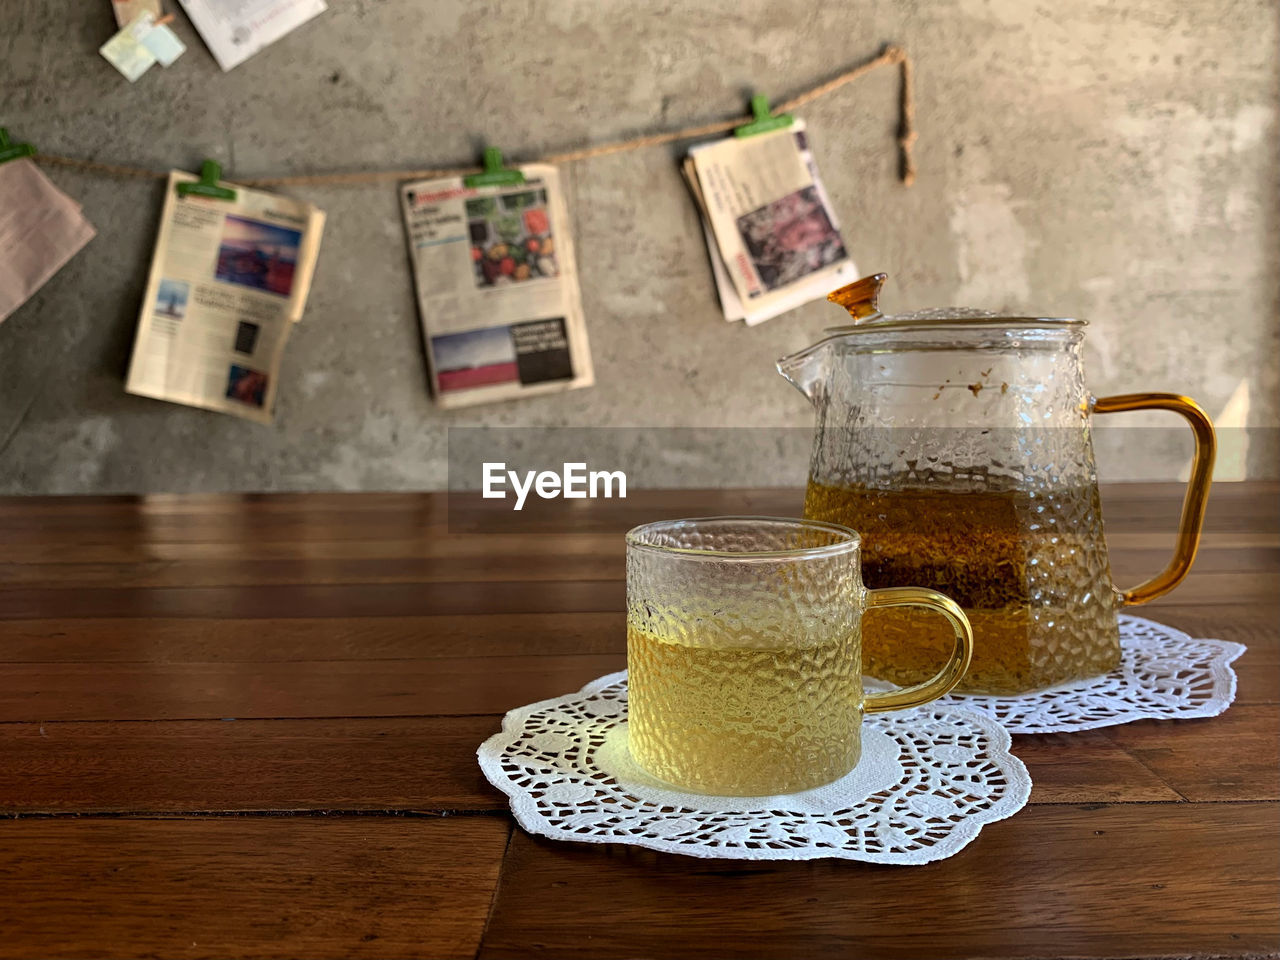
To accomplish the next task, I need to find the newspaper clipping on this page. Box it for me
[684,122,856,325]
[177,0,327,71]
[400,164,593,409]
[125,170,325,423]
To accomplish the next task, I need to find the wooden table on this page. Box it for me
[0,484,1276,959]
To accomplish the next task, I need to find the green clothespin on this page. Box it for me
[176,160,237,201]
[0,128,36,165]
[734,95,794,138]
[463,147,526,188]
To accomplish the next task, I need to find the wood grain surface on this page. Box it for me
[0,484,1275,959]
[479,805,1280,960]
[0,817,509,959]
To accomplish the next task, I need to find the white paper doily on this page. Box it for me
[935,614,1245,734]
[478,672,1030,864]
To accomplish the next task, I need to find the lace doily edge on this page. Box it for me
[953,628,1247,735]
[485,772,1031,863]
[952,621,1245,703]
[477,672,1032,864]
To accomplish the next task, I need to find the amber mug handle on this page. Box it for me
[862,587,974,714]
[1092,393,1217,605]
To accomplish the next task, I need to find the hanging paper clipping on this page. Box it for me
[400,162,593,408]
[125,166,325,423]
[178,0,326,71]
[683,120,857,325]
[0,157,96,325]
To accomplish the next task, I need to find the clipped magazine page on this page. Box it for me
[124,170,325,423]
[688,122,857,324]
[400,164,593,409]
[177,0,327,71]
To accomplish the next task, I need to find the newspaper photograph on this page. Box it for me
[125,170,325,423]
[177,0,327,71]
[687,122,857,325]
[400,164,593,409]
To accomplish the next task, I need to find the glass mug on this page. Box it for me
[625,517,974,796]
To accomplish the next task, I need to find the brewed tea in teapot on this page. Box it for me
[779,275,1216,694]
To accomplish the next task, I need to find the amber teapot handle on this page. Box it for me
[1091,393,1216,605]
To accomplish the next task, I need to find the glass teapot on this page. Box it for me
[778,274,1216,694]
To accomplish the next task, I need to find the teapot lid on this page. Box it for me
[825,274,1085,332]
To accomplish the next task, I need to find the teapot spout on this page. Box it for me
[776,341,829,405]
[779,273,889,404]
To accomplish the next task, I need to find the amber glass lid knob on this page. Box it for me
[827,273,887,321]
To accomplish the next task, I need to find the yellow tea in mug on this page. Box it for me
[626,620,861,796]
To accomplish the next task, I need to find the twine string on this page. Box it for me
[33,45,916,188]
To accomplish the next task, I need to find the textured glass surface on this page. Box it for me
[625,518,866,795]
[864,307,1000,322]
[795,324,1122,694]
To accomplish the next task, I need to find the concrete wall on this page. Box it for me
[0,0,1275,493]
